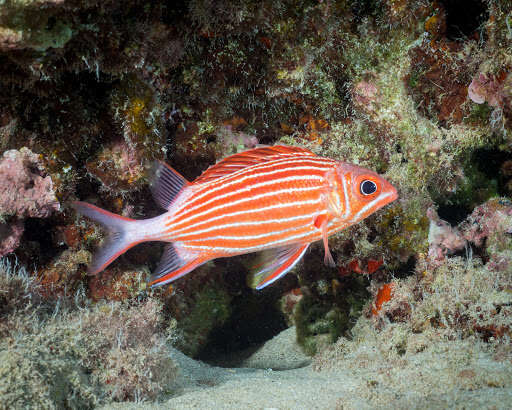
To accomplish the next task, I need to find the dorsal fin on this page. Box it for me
[193,145,316,184]
[150,161,190,210]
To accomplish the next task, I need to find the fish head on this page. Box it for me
[327,163,398,224]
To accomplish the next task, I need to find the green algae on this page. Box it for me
[294,274,370,356]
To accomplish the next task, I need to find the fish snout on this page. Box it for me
[382,180,399,204]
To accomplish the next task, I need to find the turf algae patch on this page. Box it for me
[0,261,178,407]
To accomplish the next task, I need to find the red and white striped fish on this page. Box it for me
[73,146,398,290]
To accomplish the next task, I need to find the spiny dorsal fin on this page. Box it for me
[193,145,316,184]
[150,161,190,210]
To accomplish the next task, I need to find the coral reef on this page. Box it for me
[315,250,512,369]
[312,208,512,406]
[462,197,512,273]
[365,197,512,343]
[0,0,511,406]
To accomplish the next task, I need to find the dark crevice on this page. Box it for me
[437,205,471,226]
[439,0,488,40]
[20,217,64,267]
[434,147,510,226]
[392,256,417,280]
[196,286,288,366]
[473,148,512,197]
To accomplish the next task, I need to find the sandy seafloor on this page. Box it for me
[102,326,512,410]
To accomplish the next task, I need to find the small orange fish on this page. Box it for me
[73,146,398,289]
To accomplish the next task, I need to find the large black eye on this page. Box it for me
[360,180,377,195]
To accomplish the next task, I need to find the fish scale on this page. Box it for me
[72,145,398,290]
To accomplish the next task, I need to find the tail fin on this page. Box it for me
[72,201,139,274]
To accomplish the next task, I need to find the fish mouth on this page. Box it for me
[383,182,399,204]
[389,187,398,203]
[380,189,398,208]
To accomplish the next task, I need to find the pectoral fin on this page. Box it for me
[314,214,336,267]
[248,243,310,290]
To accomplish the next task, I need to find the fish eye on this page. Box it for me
[360,180,377,196]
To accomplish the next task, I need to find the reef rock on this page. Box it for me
[0,148,59,256]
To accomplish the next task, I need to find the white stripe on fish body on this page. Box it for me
[341,173,352,220]
[170,183,325,235]
[174,163,334,222]
[173,210,320,240]
[190,156,336,197]
[181,229,316,254]
[184,222,310,244]
[182,172,326,216]
[165,198,324,241]
[178,212,316,244]
[175,158,336,216]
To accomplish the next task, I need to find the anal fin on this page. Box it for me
[248,243,310,290]
[148,243,206,287]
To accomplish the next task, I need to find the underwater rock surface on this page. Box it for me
[1,0,511,407]
[0,148,59,256]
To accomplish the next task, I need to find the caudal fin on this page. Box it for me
[72,201,138,274]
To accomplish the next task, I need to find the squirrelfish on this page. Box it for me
[73,146,398,289]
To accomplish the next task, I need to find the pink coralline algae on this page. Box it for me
[462,199,512,247]
[467,72,509,108]
[0,221,24,257]
[461,198,512,272]
[427,207,466,264]
[86,139,147,193]
[352,79,380,112]
[0,148,60,256]
[427,199,512,272]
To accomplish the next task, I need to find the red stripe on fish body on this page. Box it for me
[162,156,338,254]
[171,158,335,224]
